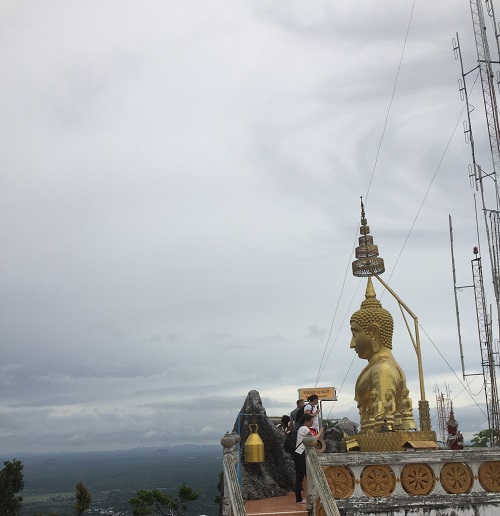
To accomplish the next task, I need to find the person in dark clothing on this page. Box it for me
[289,399,305,430]
[277,414,291,433]
[292,414,323,503]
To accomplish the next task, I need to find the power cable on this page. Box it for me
[314,236,358,387]
[315,0,416,386]
[381,74,478,295]
[365,0,416,206]
[419,323,488,420]
[317,291,358,382]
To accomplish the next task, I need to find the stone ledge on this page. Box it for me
[334,491,500,509]
[319,447,500,467]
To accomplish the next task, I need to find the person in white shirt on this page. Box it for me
[293,414,323,503]
[303,394,320,433]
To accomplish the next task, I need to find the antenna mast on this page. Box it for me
[467,0,500,323]
[435,384,452,445]
[453,0,500,446]
[472,248,500,445]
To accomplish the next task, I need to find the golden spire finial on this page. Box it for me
[352,197,385,277]
[365,276,376,299]
[360,276,383,311]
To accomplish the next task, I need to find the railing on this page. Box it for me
[317,447,500,515]
[304,435,341,516]
[221,432,246,516]
[220,427,500,515]
[223,452,246,516]
[220,430,340,516]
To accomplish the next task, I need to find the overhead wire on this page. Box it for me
[314,4,490,428]
[314,0,416,386]
[419,323,488,420]
[381,73,479,293]
[377,72,488,421]
[365,0,416,206]
[314,238,358,387]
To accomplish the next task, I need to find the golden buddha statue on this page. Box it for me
[370,389,384,419]
[368,388,384,432]
[383,389,396,430]
[401,387,417,430]
[350,277,416,433]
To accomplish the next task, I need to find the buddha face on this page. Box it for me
[350,322,373,360]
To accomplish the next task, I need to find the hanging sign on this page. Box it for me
[298,387,337,401]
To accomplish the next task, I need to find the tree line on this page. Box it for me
[0,458,201,516]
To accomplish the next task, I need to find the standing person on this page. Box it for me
[289,399,305,431]
[293,414,322,504]
[303,395,321,434]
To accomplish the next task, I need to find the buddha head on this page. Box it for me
[350,277,394,354]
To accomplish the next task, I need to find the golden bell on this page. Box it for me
[244,423,265,463]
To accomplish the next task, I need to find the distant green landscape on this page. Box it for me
[2,445,222,515]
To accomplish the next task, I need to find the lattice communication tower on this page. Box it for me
[435,385,451,445]
[452,0,500,446]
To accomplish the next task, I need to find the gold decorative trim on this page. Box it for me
[440,462,473,494]
[478,461,500,492]
[355,431,437,452]
[401,463,435,495]
[360,464,396,497]
[324,466,355,499]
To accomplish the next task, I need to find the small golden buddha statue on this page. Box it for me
[383,389,396,430]
[367,388,384,432]
[350,277,416,433]
[370,389,384,418]
[401,386,416,430]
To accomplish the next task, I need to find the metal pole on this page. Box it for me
[373,274,431,431]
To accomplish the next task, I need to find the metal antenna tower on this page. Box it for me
[452,0,500,446]
[466,0,500,319]
[469,0,500,186]
[472,248,500,446]
[435,384,451,445]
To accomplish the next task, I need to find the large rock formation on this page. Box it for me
[323,417,359,453]
[232,390,295,500]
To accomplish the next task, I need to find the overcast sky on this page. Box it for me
[1,1,499,453]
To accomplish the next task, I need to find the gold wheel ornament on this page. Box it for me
[478,461,500,492]
[401,463,435,495]
[324,466,355,499]
[440,462,473,494]
[360,465,396,497]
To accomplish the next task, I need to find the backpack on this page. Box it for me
[295,404,307,425]
[284,430,298,454]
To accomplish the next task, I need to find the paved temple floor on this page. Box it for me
[245,491,308,516]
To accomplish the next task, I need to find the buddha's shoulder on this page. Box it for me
[368,356,403,372]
